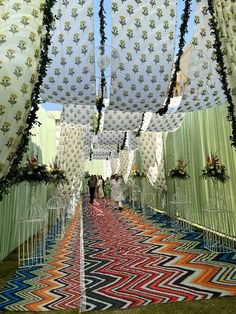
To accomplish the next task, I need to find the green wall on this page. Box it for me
[84,160,104,176]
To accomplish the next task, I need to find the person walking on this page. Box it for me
[111,174,125,210]
[104,177,111,201]
[97,176,105,198]
[88,175,97,204]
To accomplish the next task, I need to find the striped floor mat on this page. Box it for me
[0,198,236,311]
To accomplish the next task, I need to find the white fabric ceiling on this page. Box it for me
[103,110,143,131]
[109,0,177,112]
[177,0,226,112]
[147,112,185,132]
[61,104,94,128]
[38,0,228,161]
[40,0,96,106]
[97,131,125,146]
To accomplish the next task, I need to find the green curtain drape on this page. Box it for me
[164,104,236,237]
[132,105,236,238]
[0,106,56,262]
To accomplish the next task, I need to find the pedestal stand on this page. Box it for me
[169,179,192,232]
[131,185,141,208]
[18,182,47,267]
[202,180,235,252]
[140,183,155,213]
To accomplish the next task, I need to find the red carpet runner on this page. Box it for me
[0,197,236,311]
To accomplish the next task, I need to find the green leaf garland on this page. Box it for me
[157,0,192,115]
[120,131,127,150]
[89,147,93,161]
[95,0,107,135]
[134,113,145,137]
[207,0,236,149]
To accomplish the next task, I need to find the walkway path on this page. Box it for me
[0,197,236,311]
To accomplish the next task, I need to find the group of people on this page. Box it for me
[87,174,125,210]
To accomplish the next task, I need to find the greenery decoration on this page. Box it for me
[169,160,190,180]
[95,0,107,135]
[157,0,192,115]
[93,112,98,134]
[207,0,236,149]
[120,132,127,150]
[117,144,120,154]
[134,113,145,137]
[89,148,93,161]
[0,0,56,200]
[201,153,229,183]
[84,171,90,179]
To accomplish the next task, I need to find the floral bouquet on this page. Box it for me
[201,153,229,183]
[48,162,68,185]
[130,166,145,178]
[16,155,50,184]
[169,160,190,179]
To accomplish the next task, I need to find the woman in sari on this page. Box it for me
[97,175,105,198]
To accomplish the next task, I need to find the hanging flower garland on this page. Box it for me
[120,132,127,150]
[0,0,56,200]
[95,0,107,135]
[207,0,236,149]
[157,0,192,115]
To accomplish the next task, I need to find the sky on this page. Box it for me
[42,0,195,111]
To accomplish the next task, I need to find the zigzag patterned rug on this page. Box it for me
[0,206,82,311]
[0,198,236,311]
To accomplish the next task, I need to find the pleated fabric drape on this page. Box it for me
[165,104,236,237]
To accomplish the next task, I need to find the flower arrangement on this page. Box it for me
[130,166,145,178]
[48,162,68,185]
[169,160,190,179]
[16,155,50,184]
[16,156,68,185]
[201,153,229,183]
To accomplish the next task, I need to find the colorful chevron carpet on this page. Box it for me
[0,197,236,311]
